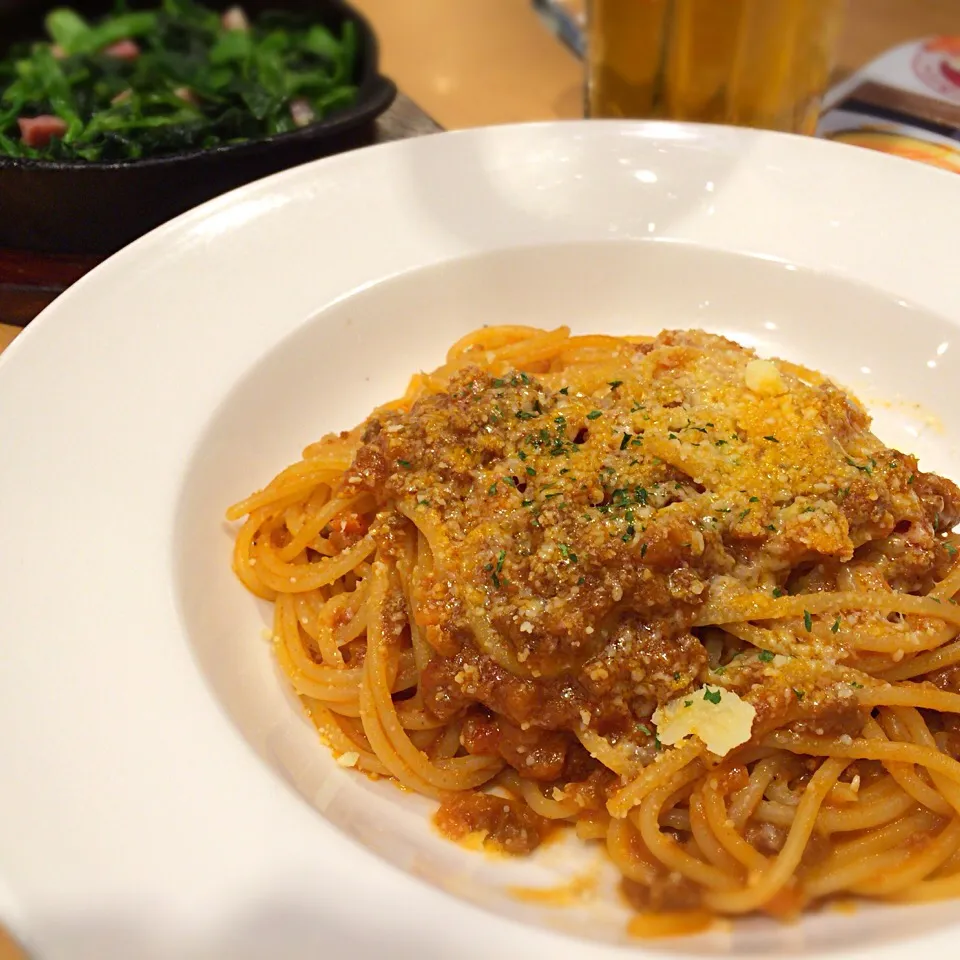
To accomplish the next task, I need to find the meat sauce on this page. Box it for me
[338,330,960,844]
[434,793,552,855]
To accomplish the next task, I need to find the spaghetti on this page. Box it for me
[228,327,960,934]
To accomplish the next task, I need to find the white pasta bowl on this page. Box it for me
[1,120,960,960]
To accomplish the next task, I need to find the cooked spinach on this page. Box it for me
[0,0,359,161]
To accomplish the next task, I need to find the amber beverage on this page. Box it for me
[587,0,844,134]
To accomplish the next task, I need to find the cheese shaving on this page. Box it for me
[744,358,788,397]
[652,685,756,757]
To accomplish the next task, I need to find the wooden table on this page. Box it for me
[0,321,16,355]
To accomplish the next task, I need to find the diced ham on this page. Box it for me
[173,86,198,105]
[290,98,315,128]
[103,39,140,60]
[18,115,67,148]
[221,6,249,31]
[50,44,66,60]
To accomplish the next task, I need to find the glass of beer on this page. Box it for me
[586,0,844,134]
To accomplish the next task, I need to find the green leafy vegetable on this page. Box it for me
[44,9,91,51]
[0,0,360,161]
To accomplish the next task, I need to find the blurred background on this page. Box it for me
[1,0,959,330]
[347,0,958,128]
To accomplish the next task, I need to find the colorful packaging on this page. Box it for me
[817,37,960,173]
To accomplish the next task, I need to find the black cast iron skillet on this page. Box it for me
[0,0,396,253]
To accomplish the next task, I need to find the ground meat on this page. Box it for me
[460,711,572,781]
[713,764,750,794]
[621,874,702,912]
[786,688,868,739]
[325,511,369,551]
[420,648,585,728]
[342,437,390,495]
[563,766,618,810]
[852,512,951,593]
[561,739,600,783]
[745,822,786,855]
[419,656,470,722]
[914,470,960,532]
[581,622,707,714]
[434,793,551,854]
